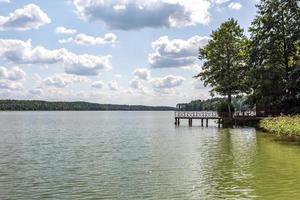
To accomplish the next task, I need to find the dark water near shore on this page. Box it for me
[1,111,300,199]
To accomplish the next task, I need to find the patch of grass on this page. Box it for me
[260,116,300,137]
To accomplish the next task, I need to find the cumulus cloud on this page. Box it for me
[0,80,24,91]
[58,37,73,44]
[108,80,118,91]
[148,35,209,68]
[55,26,77,34]
[212,0,230,5]
[114,74,122,78]
[228,2,242,10]
[43,74,88,88]
[72,0,211,30]
[0,0,10,3]
[0,66,26,94]
[29,88,43,96]
[59,33,117,46]
[152,75,185,89]
[133,68,151,80]
[0,66,26,81]
[192,79,205,89]
[0,39,112,76]
[91,80,104,88]
[129,78,142,90]
[0,4,51,31]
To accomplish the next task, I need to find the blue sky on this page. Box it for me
[0,0,257,106]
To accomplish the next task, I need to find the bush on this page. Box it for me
[260,116,300,137]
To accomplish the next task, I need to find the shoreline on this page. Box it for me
[259,116,300,141]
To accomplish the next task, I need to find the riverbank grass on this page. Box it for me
[260,116,300,137]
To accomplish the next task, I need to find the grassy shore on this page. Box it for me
[260,116,300,137]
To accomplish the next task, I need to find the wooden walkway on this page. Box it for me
[175,111,258,127]
[175,111,222,127]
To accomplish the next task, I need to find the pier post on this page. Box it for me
[218,119,221,128]
[201,119,203,127]
[206,119,208,127]
[175,118,180,126]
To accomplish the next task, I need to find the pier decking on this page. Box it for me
[175,111,258,127]
[175,111,221,127]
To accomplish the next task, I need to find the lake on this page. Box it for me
[0,111,300,199]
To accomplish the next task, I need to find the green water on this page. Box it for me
[0,111,300,199]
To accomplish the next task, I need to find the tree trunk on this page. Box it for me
[228,92,232,118]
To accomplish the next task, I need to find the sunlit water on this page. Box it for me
[1,111,300,199]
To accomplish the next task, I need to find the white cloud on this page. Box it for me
[108,80,118,91]
[43,74,88,88]
[29,88,43,96]
[228,2,242,10]
[129,68,151,92]
[73,0,211,30]
[60,33,117,46]
[0,80,24,91]
[114,74,122,78]
[152,75,185,88]
[133,68,151,80]
[0,66,26,81]
[129,78,142,90]
[192,79,205,90]
[58,37,73,44]
[91,80,104,88]
[0,39,112,76]
[55,26,77,34]
[0,4,51,31]
[0,66,26,93]
[213,0,230,5]
[0,0,10,3]
[149,35,209,68]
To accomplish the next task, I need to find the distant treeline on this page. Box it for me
[180,97,252,111]
[0,100,176,111]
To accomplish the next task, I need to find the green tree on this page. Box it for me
[195,19,250,117]
[248,0,300,113]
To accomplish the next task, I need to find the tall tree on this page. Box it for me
[195,19,250,116]
[249,0,300,113]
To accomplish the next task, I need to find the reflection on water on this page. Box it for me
[0,111,300,199]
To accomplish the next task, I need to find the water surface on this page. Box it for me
[0,111,300,199]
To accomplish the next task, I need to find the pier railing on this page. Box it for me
[174,110,258,127]
[175,111,220,119]
[233,111,256,117]
[175,111,257,118]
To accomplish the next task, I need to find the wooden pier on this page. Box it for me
[175,111,222,127]
[175,111,258,127]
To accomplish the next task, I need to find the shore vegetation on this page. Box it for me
[260,116,300,137]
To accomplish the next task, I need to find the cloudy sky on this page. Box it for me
[0,0,257,106]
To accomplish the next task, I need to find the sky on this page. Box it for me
[0,0,258,106]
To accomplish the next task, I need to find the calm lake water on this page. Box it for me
[1,111,300,199]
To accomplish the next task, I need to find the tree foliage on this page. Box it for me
[178,97,252,112]
[194,2,300,115]
[248,0,300,112]
[196,19,250,115]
